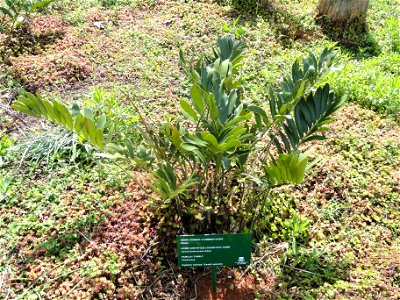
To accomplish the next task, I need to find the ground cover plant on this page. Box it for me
[0,0,58,60]
[1,0,400,299]
[0,0,56,34]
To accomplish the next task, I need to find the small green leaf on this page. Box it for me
[190,85,205,112]
[96,115,107,129]
[180,99,199,122]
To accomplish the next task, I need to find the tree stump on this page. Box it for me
[317,0,369,23]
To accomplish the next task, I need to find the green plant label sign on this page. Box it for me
[177,233,252,267]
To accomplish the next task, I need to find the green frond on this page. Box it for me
[263,152,308,185]
[12,93,105,149]
[151,164,197,200]
[272,84,346,153]
[269,47,341,118]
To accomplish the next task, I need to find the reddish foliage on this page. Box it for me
[31,15,68,37]
[91,184,155,261]
[12,51,92,92]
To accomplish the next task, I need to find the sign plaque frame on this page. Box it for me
[177,233,252,294]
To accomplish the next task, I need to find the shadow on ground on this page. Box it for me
[0,26,65,59]
[317,16,380,58]
[219,0,323,48]
[277,246,351,295]
[218,0,380,57]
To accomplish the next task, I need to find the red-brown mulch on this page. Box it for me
[196,271,256,300]
[193,268,277,300]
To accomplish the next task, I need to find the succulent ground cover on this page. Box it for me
[1,0,399,299]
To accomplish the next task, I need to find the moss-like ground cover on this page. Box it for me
[1,0,399,298]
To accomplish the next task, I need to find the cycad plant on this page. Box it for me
[12,35,345,238]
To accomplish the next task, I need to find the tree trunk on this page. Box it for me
[317,0,369,23]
